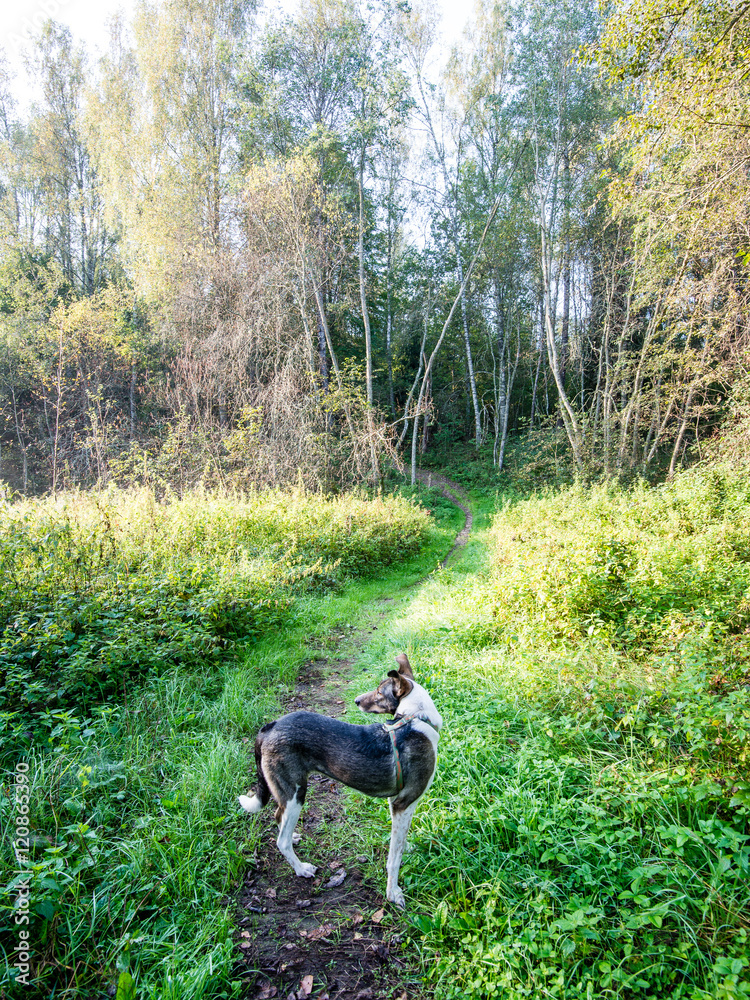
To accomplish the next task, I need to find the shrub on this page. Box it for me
[488,467,750,652]
[0,486,430,732]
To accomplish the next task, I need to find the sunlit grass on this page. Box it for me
[0,482,456,999]
[343,472,750,999]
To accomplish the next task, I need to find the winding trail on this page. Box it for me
[233,476,470,1000]
[414,471,472,567]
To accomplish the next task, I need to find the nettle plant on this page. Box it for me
[0,486,430,738]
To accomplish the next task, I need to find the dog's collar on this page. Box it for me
[383,713,440,794]
[387,712,440,733]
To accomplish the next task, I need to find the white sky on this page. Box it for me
[1,0,471,110]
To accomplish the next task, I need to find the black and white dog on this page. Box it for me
[239,653,442,908]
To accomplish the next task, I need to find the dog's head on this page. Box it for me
[355,653,414,715]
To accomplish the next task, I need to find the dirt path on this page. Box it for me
[414,471,471,567]
[233,476,470,1000]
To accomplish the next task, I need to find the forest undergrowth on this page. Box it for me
[3,465,750,1000]
[0,483,456,998]
[344,464,750,1000]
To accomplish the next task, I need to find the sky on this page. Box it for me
[1,0,471,110]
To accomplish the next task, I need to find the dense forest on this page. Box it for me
[2,0,749,495]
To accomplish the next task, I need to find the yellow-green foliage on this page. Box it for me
[0,486,430,728]
[489,467,750,653]
[6,485,430,585]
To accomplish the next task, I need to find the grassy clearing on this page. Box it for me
[343,467,750,999]
[0,483,456,999]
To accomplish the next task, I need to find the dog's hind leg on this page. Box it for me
[277,784,317,878]
[386,799,419,909]
[239,725,274,813]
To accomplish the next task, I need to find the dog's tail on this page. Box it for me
[239,722,275,814]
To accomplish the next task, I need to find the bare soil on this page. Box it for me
[232,476,469,1000]
[414,471,472,566]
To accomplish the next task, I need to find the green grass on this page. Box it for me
[7,465,748,999]
[0,483,456,999]
[339,469,750,1000]
[0,485,433,734]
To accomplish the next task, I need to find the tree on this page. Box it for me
[592,0,750,473]
[400,3,487,448]
[512,0,603,468]
[446,0,532,469]
[28,22,116,294]
[88,0,253,303]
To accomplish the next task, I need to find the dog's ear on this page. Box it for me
[394,653,414,679]
[388,669,412,698]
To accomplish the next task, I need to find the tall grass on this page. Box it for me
[0,484,442,999]
[0,486,430,734]
[346,467,750,999]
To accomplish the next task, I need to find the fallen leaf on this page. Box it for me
[295,899,311,909]
[324,869,346,888]
[371,908,385,924]
[265,888,277,899]
[255,985,277,999]
[238,942,252,950]
[351,913,364,925]
[305,923,334,942]
[329,860,342,871]
[240,930,251,939]
[283,943,295,951]
[353,932,363,940]
[297,975,314,997]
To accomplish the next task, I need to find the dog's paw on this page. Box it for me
[294,862,317,878]
[387,886,406,909]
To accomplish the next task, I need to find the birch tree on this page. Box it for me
[88,0,252,302]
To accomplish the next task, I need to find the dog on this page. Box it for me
[238,653,442,908]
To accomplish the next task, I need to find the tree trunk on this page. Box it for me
[496,326,521,472]
[386,218,395,417]
[453,219,482,448]
[560,148,571,387]
[540,221,583,467]
[130,362,138,439]
[357,144,379,483]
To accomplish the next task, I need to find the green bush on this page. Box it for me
[489,467,750,651]
[0,486,430,733]
[378,468,750,1000]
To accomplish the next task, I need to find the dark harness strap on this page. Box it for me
[382,713,439,793]
[385,725,404,792]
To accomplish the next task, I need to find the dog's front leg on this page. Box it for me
[277,789,317,878]
[386,799,418,908]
